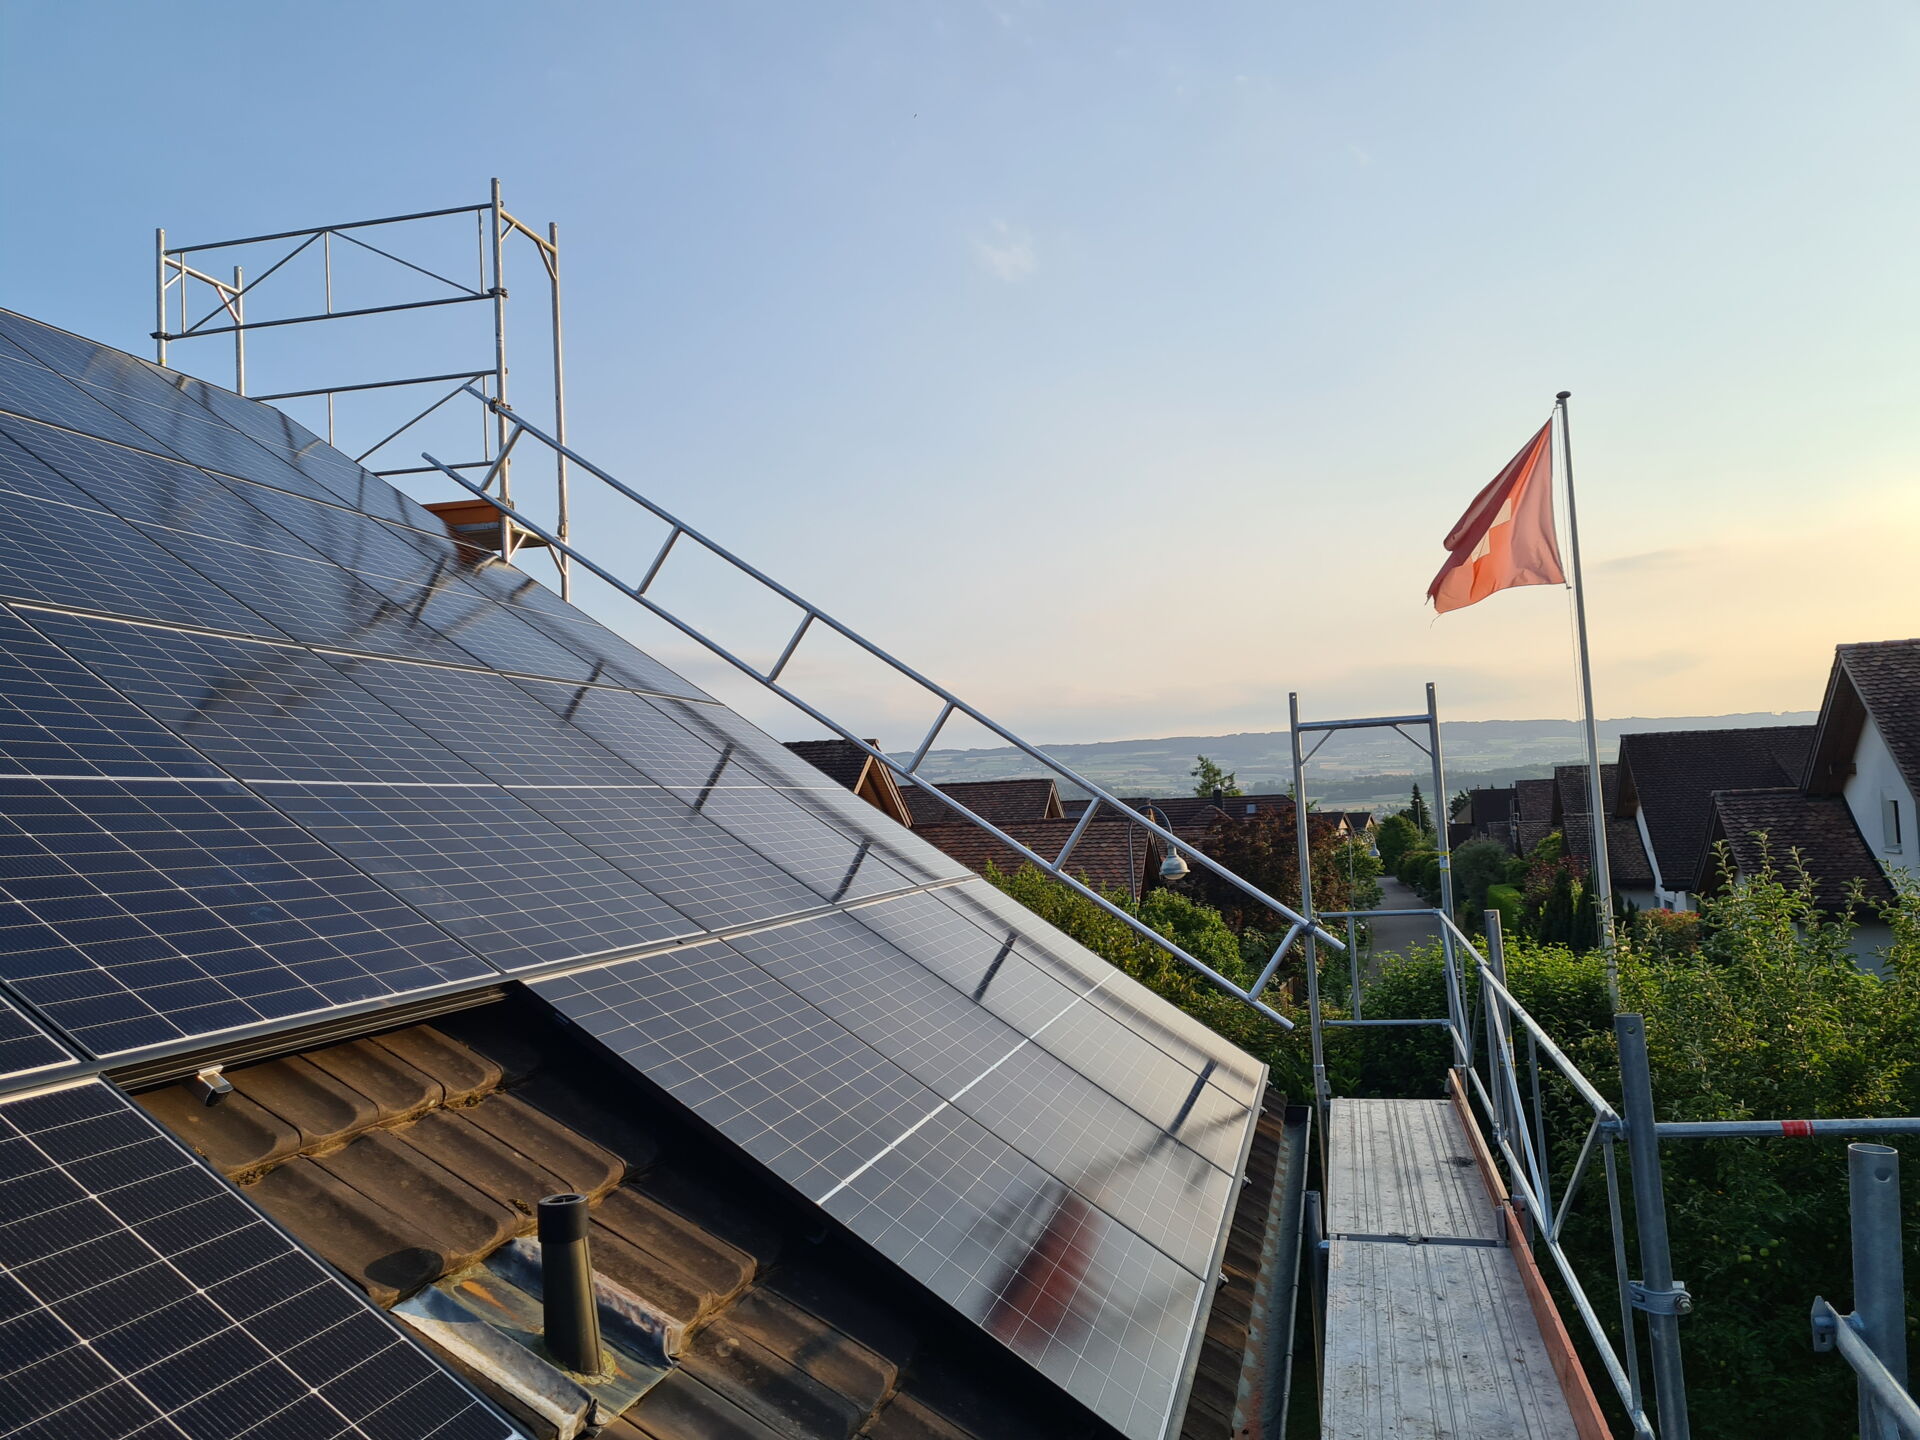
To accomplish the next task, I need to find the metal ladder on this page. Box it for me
[420,388,1343,1030]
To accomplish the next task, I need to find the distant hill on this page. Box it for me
[903,712,1817,804]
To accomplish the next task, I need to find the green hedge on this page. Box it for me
[1484,882,1524,934]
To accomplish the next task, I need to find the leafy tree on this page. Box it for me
[1375,813,1421,874]
[1450,837,1515,925]
[1190,755,1243,798]
[1180,809,1359,929]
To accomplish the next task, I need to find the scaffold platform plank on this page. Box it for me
[1322,1098,1579,1439]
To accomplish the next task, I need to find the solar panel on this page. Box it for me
[0,311,1262,1439]
[261,783,702,972]
[534,895,1240,1440]
[0,991,72,1083]
[0,1079,520,1440]
[0,777,490,1056]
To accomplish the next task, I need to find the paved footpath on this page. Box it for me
[1362,876,1443,965]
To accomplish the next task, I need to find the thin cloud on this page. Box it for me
[973,221,1036,282]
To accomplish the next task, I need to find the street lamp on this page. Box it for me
[1141,805,1190,881]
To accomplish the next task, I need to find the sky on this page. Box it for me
[2,2,1916,752]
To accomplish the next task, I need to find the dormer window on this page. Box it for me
[1884,791,1905,854]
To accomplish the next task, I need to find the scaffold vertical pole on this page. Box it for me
[1617,1013,1690,1439]
[1849,1143,1908,1440]
[1291,692,1328,1124]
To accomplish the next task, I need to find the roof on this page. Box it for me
[902,777,1063,827]
[912,818,1160,895]
[1552,764,1656,888]
[1615,726,1814,893]
[137,1004,1097,1440]
[1468,788,1516,825]
[783,738,877,789]
[1695,787,1896,912]
[1513,778,1557,852]
[1807,640,1920,801]
[780,739,914,826]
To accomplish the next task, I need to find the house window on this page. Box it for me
[1885,792,1905,854]
[1245,803,1256,816]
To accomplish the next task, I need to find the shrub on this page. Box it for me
[1485,882,1524,934]
[1451,837,1515,924]
[1375,813,1421,873]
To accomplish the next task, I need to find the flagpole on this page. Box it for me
[1557,389,1618,997]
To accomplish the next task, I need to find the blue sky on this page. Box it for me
[3,2,1916,750]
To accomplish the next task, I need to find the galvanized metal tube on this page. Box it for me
[1815,1298,1920,1439]
[548,220,570,600]
[1850,1144,1909,1440]
[154,229,168,364]
[1658,1117,1920,1140]
[1346,914,1361,1020]
[1292,693,1328,1116]
[489,178,510,505]
[1616,1013,1690,1439]
[537,1193,602,1374]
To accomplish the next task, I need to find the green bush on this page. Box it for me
[1451,837,1515,924]
[1375,813,1421,873]
[1340,863,1920,1438]
[1485,882,1524,934]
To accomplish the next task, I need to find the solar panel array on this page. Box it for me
[0,309,1262,1440]
[0,1079,519,1440]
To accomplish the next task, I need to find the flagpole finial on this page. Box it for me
[1555,390,1571,401]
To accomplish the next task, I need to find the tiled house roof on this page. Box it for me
[1695,787,1896,912]
[912,817,1162,896]
[781,738,915,826]
[902,777,1063,827]
[137,1006,1100,1440]
[1514,778,1557,853]
[783,738,873,789]
[1615,725,1814,894]
[1553,763,1656,889]
[1807,640,1920,800]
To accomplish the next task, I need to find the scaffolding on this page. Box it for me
[152,180,573,595]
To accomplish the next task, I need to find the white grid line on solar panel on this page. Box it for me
[324,656,653,787]
[0,1078,520,1440]
[1,318,706,703]
[0,416,323,543]
[0,421,484,667]
[0,315,353,509]
[817,1098,1201,1440]
[0,991,71,1084]
[3,594,685,720]
[535,940,951,1196]
[842,887,1257,1172]
[15,610,494,789]
[508,786,836,930]
[440,560,708,702]
[0,467,287,642]
[669,784,919,903]
[0,608,223,783]
[505,680,957,901]
[259,782,705,973]
[0,352,194,460]
[0,777,491,1058]
[646,699,970,884]
[926,880,1268,1106]
[730,913,1235,1275]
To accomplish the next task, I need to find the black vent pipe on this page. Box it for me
[537,1193,602,1374]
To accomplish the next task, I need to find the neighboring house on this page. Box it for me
[781,737,915,826]
[902,777,1064,827]
[1693,787,1897,971]
[912,817,1162,898]
[1613,725,1814,910]
[1452,787,1520,853]
[1322,810,1379,849]
[1804,640,1920,892]
[1552,763,1659,913]
[1515,777,1558,854]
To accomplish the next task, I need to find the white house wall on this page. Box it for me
[1840,709,1917,889]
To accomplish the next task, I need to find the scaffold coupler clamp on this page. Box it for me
[1809,1297,1844,1351]
[1629,1279,1692,1316]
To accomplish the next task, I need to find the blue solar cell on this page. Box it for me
[261,783,701,972]
[0,1080,519,1440]
[0,777,490,1056]
[0,607,222,782]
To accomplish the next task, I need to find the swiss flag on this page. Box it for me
[1428,421,1565,613]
